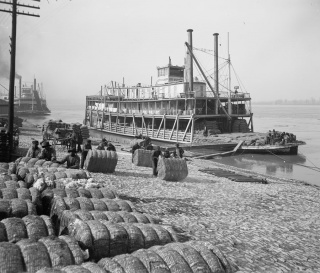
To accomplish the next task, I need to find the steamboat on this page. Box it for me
[84,30,253,144]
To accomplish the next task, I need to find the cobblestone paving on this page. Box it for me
[92,153,320,273]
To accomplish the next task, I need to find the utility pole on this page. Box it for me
[0,0,40,155]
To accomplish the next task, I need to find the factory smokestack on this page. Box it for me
[187,29,194,93]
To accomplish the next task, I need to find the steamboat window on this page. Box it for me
[169,67,184,78]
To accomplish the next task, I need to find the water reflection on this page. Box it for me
[211,153,306,176]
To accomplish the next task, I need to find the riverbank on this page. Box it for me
[15,123,320,272]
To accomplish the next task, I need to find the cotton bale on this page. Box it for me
[133,149,153,168]
[84,150,118,173]
[157,157,188,182]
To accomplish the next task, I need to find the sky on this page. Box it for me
[0,0,319,105]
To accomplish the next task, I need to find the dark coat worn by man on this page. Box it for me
[151,147,162,176]
[57,149,80,169]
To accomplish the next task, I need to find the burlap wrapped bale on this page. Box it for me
[17,239,51,272]
[35,159,46,167]
[64,197,80,211]
[112,254,148,273]
[81,262,107,273]
[54,172,68,180]
[23,215,49,240]
[116,211,138,223]
[25,173,35,187]
[27,158,39,168]
[0,222,7,242]
[59,235,85,265]
[0,174,11,183]
[116,200,133,212]
[20,157,32,165]
[10,198,29,218]
[87,220,110,261]
[133,224,160,249]
[157,157,188,182]
[59,211,80,236]
[84,150,118,173]
[130,212,149,224]
[132,249,170,272]
[77,188,92,198]
[57,265,91,273]
[91,198,108,211]
[18,167,30,180]
[29,187,43,214]
[185,241,225,273]
[77,197,94,211]
[100,188,117,199]
[0,199,11,220]
[149,224,173,245]
[26,199,37,215]
[73,210,94,221]
[161,225,189,243]
[100,221,129,257]
[48,167,58,173]
[18,180,27,188]
[4,180,19,189]
[1,188,18,199]
[8,162,17,175]
[88,188,103,199]
[68,219,93,249]
[119,223,144,253]
[101,199,120,211]
[41,215,55,236]
[10,174,18,181]
[16,188,32,201]
[37,268,63,273]
[65,189,79,198]
[98,258,125,273]
[42,161,53,168]
[133,149,153,168]
[2,217,27,243]
[39,236,74,269]
[169,242,211,272]
[50,197,67,220]
[151,245,193,273]
[0,242,24,272]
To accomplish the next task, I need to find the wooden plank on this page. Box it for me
[152,116,155,137]
[156,117,164,138]
[169,116,177,140]
[182,116,192,141]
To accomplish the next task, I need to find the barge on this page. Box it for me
[85,30,253,144]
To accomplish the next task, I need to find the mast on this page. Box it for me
[213,33,219,114]
[227,33,232,115]
[187,29,194,94]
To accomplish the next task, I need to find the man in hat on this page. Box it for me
[96,138,108,150]
[57,148,80,169]
[26,140,41,158]
[173,143,184,158]
[151,146,162,177]
[106,142,116,151]
[81,139,92,169]
[38,141,57,161]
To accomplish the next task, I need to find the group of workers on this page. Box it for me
[266,129,297,145]
[25,137,116,170]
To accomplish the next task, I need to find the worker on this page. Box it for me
[81,139,92,169]
[38,141,56,161]
[26,140,41,158]
[97,138,108,150]
[106,142,116,151]
[151,146,162,177]
[57,148,80,169]
[131,142,140,163]
[163,148,171,158]
[173,143,184,158]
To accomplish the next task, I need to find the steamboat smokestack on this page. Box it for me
[19,77,21,99]
[34,78,36,92]
[187,29,194,93]
[213,33,219,114]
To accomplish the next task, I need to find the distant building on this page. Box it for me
[0,99,9,116]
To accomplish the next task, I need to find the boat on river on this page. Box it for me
[85,30,253,144]
[239,141,306,155]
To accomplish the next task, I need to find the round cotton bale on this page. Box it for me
[26,199,37,215]
[27,158,39,168]
[100,221,129,257]
[64,197,80,211]
[77,189,92,198]
[91,198,108,211]
[73,210,94,221]
[151,245,193,273]
[116,211,138,223]
[41,215,55,236]
[20,157,32,164]
[0,182,5,190]
[157,158,188,182]
[59,211,79,235]
[130,212,149,224]
[10,198,28,218]
[149,224,173,245]
[1,188,17,199]
[51,163,60,168]
[50,197,67,220]
[195,241,234,273]
[39,236,74,269]
[116,200,133,212]
[65,189,79,198]
[102,211,124,223]
[8,162,17,175]
[132,249,170,272]
[144,214,161,224]
[133,224,160,249]
[35,159,46,167]
[0,175,11,183]
[57,167,67,172]
[81,262,107,273]
[29,187,42,209]
[68,219,92,249]
[168,242,211,272]
[17,239,51,272]
[87,220,110,261]
[59,235,84,265]
[98,258,125,273]
[55,172,68,180]
[89,211,108,221]
[48,167,58,173]
[101,199,120,212]
[119,223,144,253]
[0,242,24,272]
[4,180,19,189]
[100,188,116,199]
[88,188,103,199]
[23,215,48,240]
[59,265,91,273]
[77,197,94,211]
[0,222,7,242]
[2,217,27,243]
[42,161,53,168]
[66,172,78,179]
[16,188,32,201]
[112,254,148,273]
[37,268,63,273]
[18,167,30,180]
[184,241,225,273]
[0,200,11,220]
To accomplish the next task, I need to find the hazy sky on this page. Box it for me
[0,0,319,104]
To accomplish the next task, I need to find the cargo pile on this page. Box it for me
[0,156,237,272]
[232,119,249,133]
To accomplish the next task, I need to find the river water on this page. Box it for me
[24,102,320,186]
